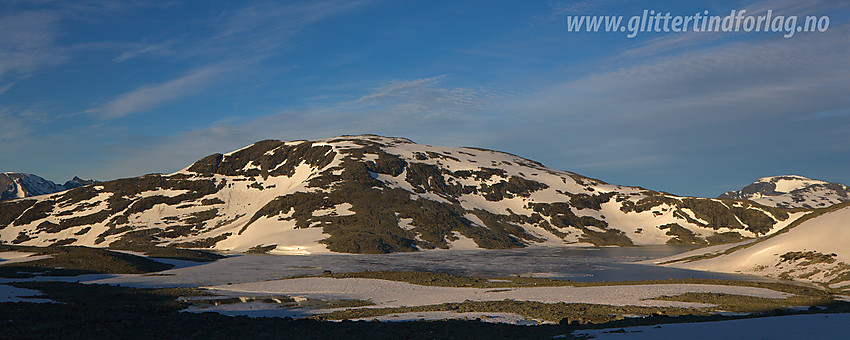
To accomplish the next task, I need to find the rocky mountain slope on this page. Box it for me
[0,135,807,254]
[654,202,850,289]
[719,175,850,209]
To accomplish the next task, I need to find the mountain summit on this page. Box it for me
[719,175,850,209]
[0,135,803,254]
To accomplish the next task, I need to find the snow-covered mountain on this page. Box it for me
[0,135,806,254]
[1,173,66,201]
[719,175,850,209]
[655,202,850,289]
[0,173,99,201]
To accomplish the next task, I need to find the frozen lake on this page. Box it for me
[90,246,768,288]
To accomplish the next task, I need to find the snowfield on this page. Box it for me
[205,277,792,310]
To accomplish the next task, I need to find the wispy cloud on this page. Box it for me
[86,64,230,119]
[522,23,850,122]
[189,0,372,60]
[0,83,12,94]
[357,75,448,102]
[0,106,51,141]
[0,10,66,84]
[355,75,499,119]
[113,41,175,62]
[0,1,156,84]
[86,0,374,119]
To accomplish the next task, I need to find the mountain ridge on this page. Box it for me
[0,135,807,254]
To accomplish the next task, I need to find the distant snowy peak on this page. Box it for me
[719,175,850,209]
[0,173,99,201]
[63,176,100,189]
[0,173,63,201]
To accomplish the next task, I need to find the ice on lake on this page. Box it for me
[88,246,767,288]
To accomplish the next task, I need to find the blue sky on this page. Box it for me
[1,0,848,197]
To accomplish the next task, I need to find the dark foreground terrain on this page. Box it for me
[4,280,850,340]
[1,281,570,340]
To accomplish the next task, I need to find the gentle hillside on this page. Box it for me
[719,175,850,209]
[655,202,850,289]
[0,135,805,254]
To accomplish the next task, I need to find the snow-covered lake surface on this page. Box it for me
[207,277,791,309]
[85,246,768,288]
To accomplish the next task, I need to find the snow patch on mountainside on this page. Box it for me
[766,175,827,193]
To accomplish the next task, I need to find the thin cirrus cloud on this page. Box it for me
[86,0,374,120]
[112,41,175,62]
[0,10,66,85]
[0,106,50,141]
[0,83,12,95]
[356,75,450,102]
[187,0,373,60]
[355,75,496,118]
[514,23,850,125]
[85,64,230,120]
[0,2,151,85]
